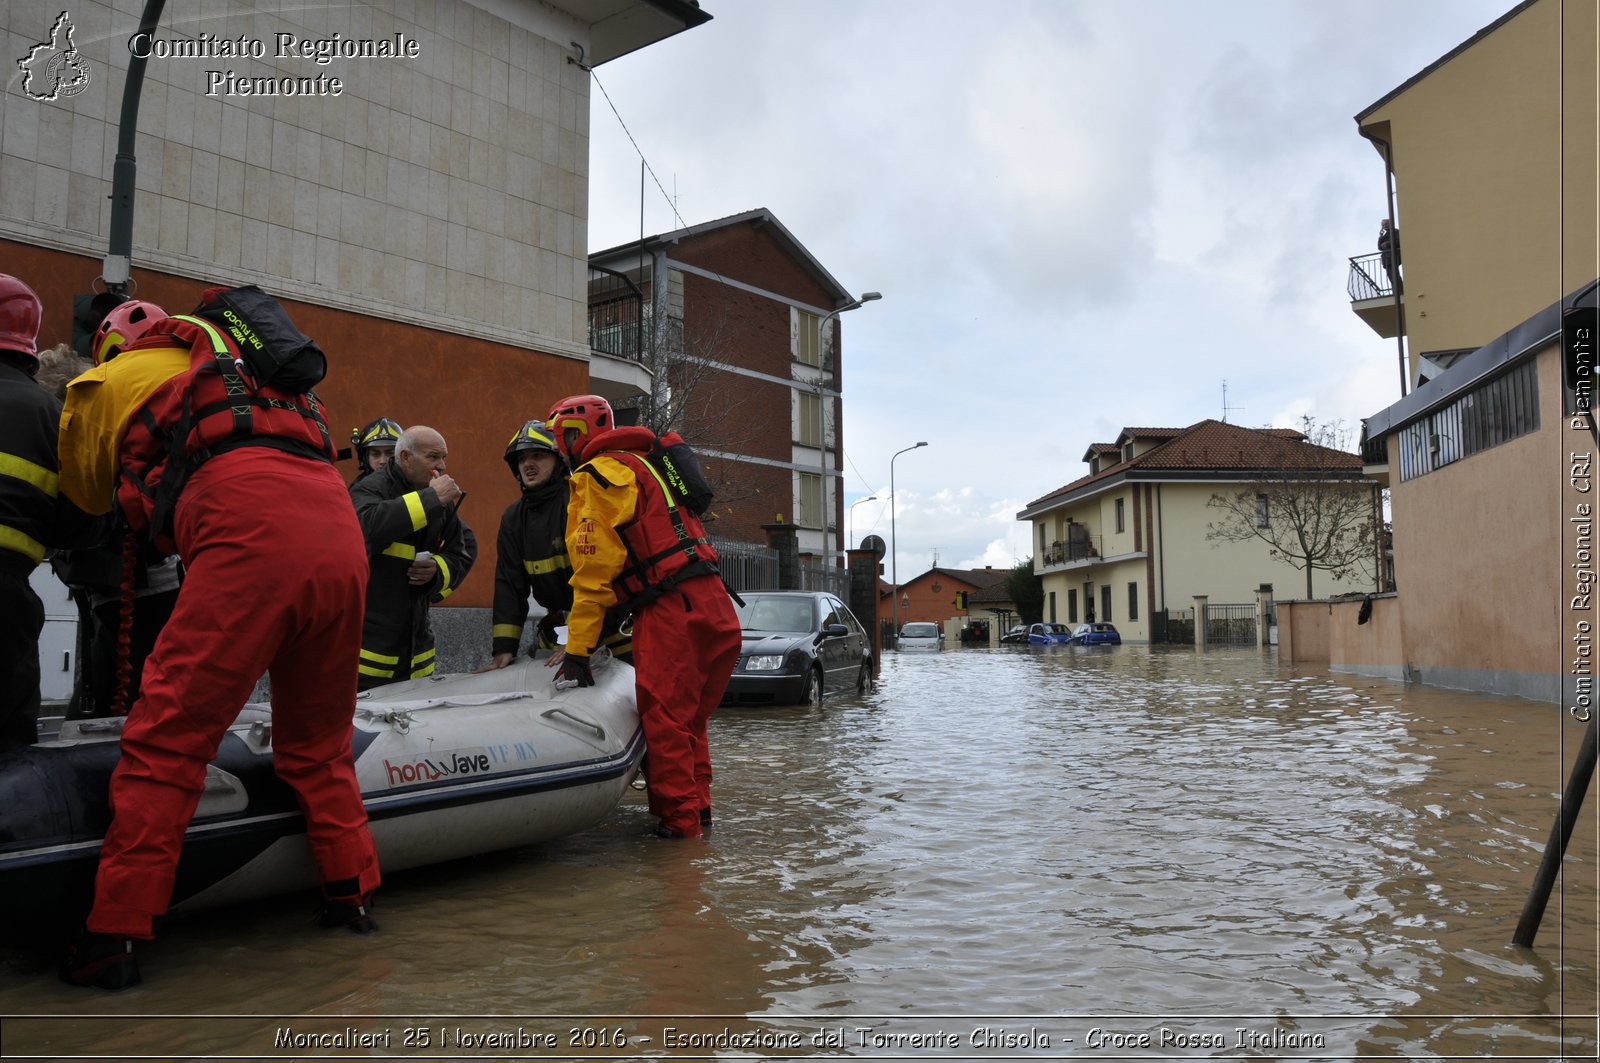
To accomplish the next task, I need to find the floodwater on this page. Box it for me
[1,645,1597,1061]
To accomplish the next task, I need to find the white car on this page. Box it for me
[898,621,943,651]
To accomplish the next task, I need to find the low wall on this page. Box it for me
[1278,594,1403,681]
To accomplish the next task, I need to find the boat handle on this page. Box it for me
[541,708,605,741]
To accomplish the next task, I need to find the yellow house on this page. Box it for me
[1285,0,1599,702]
[1018,421,1382,644]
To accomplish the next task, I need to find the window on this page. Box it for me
[1067,589,1077,624]
[1255,494,1270,527]
[1115,497,1126,533]
[797,390,821,447]
[1127,582,1139,621]
[798,472,823,529]
[796,310,821,367]
[1123,442,1134,462]
[1048,591,1056,623]
[1100,584,1112,623]
[1397,357,1539,481]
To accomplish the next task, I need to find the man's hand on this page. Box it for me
[429,472,462,507]
[478,652,515,672]
[407,554,439,586]
[556,654,593,688]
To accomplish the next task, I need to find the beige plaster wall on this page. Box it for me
[1387,347,1567,683]
[1362,0,1598,360]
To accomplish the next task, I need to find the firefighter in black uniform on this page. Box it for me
[350,416,401,483]
[487,420,630,668]
[349,424,477,689]
[0,274,96,749]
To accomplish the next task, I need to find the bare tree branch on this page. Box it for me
[1206,418,1382,599]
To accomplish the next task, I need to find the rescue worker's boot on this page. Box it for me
[316,878,378,934]
[60,931,142,990]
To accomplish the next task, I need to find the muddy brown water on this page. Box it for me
[1,645,1595,1060]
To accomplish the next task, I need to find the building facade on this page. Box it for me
[1,0,709,616]
[1019,421,1382,644]
[587,208,864,559]
[1299,0,1599,702]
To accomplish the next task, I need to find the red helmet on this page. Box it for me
[0,274,43,361]
[92,299,167,365]
[547,394,614,462]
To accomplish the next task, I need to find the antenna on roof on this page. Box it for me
[1222,379,1243,423]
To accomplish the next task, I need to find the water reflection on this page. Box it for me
[1,645,1594,1059]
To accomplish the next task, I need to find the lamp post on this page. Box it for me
[847,495,877,550]
[889,441,927,647]
[815,291,882,566]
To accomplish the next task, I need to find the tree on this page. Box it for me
[1006,557,1045,625]
[1205,418,1381,599]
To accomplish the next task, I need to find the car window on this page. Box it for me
[740,596,816,633]
[903,623,938,637]
[828,598,863,634]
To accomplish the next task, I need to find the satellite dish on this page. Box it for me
[860,534,887,558]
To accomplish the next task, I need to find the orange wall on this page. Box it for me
[9,239,588,608]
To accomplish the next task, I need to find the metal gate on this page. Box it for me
[1205,603,1257,646]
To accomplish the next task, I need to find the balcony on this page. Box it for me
[1348,251,1405,339]
[1041,535,1103,570]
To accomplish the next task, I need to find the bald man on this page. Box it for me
[348,425,477,690]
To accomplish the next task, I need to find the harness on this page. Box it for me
[117,314,333,554]
[580,448,722,615]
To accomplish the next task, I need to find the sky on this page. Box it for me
[585,0,1518,579]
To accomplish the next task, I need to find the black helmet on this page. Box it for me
[504,419,563,480]
[352,417,401,464]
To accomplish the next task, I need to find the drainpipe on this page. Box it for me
[1376,135,1406,397]
[104,0,167,294]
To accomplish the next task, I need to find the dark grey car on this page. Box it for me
[721,591,873,708]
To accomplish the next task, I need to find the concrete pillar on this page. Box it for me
[1255,583,1274,649]
[1193,594,1209,649]
[763,522,799,590]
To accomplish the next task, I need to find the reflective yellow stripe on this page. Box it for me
[403,491,426,531]
[360,648,400,665]
[382,542,416,561]
[357,663,395,678]
[492,623,523,640]
[411,662,435,678]
[602,631,632,656]
[0,452,59,496]
[0,524,46,564]
[411,647,436,666]
[435,556,452,592]
[524,556,570,576]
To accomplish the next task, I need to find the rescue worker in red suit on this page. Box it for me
[0,274,99,750]
[549,395,741,839]
[56,288,380,990]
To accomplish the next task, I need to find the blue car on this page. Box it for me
[1069,622,1122,646]
[1027,622,1074,645]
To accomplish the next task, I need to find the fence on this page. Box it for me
[1205,603,1258,646]
[709,538,778,594]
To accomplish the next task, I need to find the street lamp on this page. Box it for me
[847,495,877,549]
[815,291,882,566]
[889,441,927,646]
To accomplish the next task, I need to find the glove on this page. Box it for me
[556,654,593,688]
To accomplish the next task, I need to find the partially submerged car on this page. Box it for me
[722,591,872,708]
[898,621,943,651]
[1027,622,1074,645]
[1069,622,1122,646]
[999,624,1029,645]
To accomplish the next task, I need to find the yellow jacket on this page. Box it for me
[57,346,191,515]
[564,453,638,656]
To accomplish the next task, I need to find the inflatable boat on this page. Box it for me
[0,653,642,930]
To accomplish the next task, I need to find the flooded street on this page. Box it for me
[3,645,1597,1059]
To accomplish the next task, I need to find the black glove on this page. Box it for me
[557,654,593,688]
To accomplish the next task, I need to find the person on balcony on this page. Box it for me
[1378,218,1401,287]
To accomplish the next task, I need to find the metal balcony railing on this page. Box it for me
[1347,252,1398,302]
[1042,535,1103,567]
